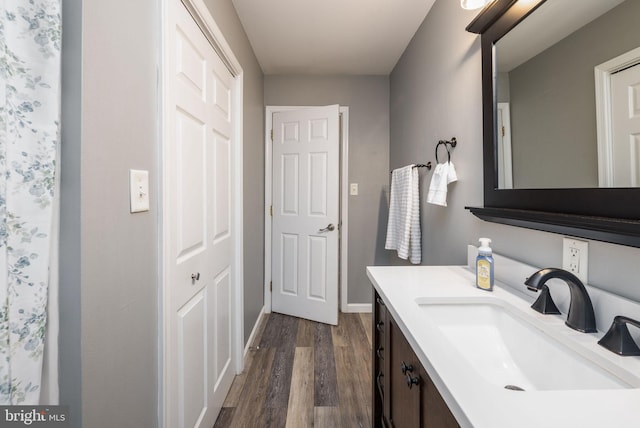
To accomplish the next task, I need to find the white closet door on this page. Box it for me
[165,2,236,427]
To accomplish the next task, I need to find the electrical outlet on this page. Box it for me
[562,237,588,284]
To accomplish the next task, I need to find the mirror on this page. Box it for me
[494,0,640,189]
[465,0,640,248]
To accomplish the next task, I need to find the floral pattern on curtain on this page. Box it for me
[0,0,61,404]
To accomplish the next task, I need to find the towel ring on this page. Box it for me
[435,137,457,164]
[435,141,451,164]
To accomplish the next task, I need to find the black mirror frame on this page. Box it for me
[465,0,640,248]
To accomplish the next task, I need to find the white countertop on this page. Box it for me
[367,265,640,428]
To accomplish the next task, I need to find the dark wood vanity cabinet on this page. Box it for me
[373,291,459,428]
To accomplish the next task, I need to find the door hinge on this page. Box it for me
[270,205,273,216]
[270,129,273,141]
[501,126,505,137]
[270,281,272,292]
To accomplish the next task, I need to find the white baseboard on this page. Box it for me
[242,305,266,365]
[344,303,372,313]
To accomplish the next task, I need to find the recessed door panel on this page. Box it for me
[281,154,299,215]
[214,132,230,242]
[631,83,640,118]
[308,236,327,301]
[281,233,299,295]
[309,118,328,141]
[178,292,206,428]
[176,29,205,99]
[282,121,300,143]
[176,109,206,261]
[210,269,231,383]
[213,73,231,119]
[308,152,328,217]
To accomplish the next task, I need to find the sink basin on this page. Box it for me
[415,297,635,391]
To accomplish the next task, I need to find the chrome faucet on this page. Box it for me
[524,268,597,333]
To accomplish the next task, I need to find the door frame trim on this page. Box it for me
[159,0,244,426]
[264,106,350,314]
[595,46,640,187]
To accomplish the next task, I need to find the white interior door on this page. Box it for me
[165,2,235,427]
[271,105,340,325]
[612,63,640,187]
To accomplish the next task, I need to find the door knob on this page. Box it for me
[318,223,335,233]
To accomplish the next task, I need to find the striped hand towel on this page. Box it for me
[385,165,421,264]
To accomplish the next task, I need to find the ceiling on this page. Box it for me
[231,0,437,75]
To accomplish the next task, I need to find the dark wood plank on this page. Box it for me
[224,313,268,407]
[264,314,299,408]
[215,312,373,428]
[212,407,234,428]
[264,407,287,428]
[314,323,338,406]
[229,347,276,428]
[260,312,297,348]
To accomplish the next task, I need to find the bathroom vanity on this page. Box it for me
[373,290,458,428]
[368,251,640,428]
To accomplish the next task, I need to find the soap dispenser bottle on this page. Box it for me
[476,238,494,291]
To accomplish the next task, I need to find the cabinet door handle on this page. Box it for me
[401,361,420,388]
[376,296,385,306]
[376,346,384,359]
[376,320,385,332]
[400,361,413,375]
[406,373,420,389]
[376,371,384,392]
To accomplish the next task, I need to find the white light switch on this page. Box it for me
[130,169,150,213]
[350,183,359,196]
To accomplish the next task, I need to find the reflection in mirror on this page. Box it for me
[494,0,640,189]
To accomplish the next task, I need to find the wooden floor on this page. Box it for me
[214,312,373,428]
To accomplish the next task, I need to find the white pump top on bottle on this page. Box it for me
[478,238,492,256]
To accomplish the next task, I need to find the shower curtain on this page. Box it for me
[0,0,61,404]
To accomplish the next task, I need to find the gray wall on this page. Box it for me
[264,75,390,304]
[390,0,484,266]
[59,0,82,424]
[80,0,159,427]
[390,0,640,304]
[508,0,640,189]
[61,1,159,427]
[59,2,265,426]
[204,0,266,345]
